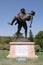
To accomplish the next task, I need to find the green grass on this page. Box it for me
[0,50,43,65]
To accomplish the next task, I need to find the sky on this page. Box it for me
[0,0,43,37]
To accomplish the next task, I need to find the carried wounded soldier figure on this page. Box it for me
[8,8,35,38]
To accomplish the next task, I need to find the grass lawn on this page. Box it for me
[0,50,43,65]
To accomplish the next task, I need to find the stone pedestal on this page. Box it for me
[7,42,38,59]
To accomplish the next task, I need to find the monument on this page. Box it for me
[7,8,38,59]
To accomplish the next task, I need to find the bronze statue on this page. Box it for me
[8,8,35,38]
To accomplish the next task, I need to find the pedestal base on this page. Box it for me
[7,42,38,59]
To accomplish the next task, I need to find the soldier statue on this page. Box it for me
[8,8,35,38]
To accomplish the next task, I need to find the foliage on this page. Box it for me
[35,45,41,52]
[0,37,11,50]
[5,45,10,51]
[29,30,34,42]
[13,32,24,38]
[0,37,3,43]
[0,43,10,50]
[0,37,12,44]
[35,31,43,49]
[4,37,12,44]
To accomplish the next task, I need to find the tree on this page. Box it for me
[35,31,43,49]
[29,30,34,42]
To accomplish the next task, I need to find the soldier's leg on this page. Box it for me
[17,24,22,37]
[8,16,20,25]
[10,16,18,25]
[23,22,27,38]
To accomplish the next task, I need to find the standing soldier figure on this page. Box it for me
[8,8,27,38]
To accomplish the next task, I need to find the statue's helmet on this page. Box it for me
[31,11,35,16]
[20,8,26,14]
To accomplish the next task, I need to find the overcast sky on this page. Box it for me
[0,0,43,37]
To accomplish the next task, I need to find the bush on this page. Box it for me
[0,43,10,51]
[5,45,10,51]
[13,32,24,38]
[4,38,12,44]
[35,31,43,49]
[35,45,41,52]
